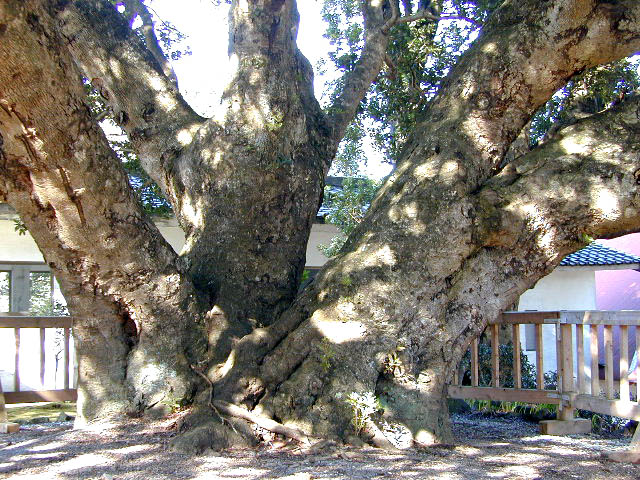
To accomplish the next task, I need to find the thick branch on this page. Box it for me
[396,11,480,27]
[477,96,640,254]
[363,0,640,231]
[326,2,396,144]
[0,1,207,414]
[173,0,335,328]
[228,1,640,444]
[56,0,205,200]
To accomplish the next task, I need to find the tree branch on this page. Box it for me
[326,2,400,144]
[477,95,640,254]
[0,0,206,359]
[0,1,212,414]
[391,0,640,192]
[123,0,179,87]
[395,11,481,28]
[56,0,205,199]
[212,400,316,445]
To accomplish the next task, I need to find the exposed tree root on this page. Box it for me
[191,364,316,446]
[362,421,401,452]
[190,365,239,435]
[212,400,316,445]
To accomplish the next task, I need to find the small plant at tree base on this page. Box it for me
[383,351,405,377]
[318,339,336,372]
[345,391,380,435]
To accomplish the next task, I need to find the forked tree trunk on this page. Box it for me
[208,0,640,445]
[0,0,391,427]
[2,0,640,452]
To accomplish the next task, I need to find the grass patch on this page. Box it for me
[6,402,76,423]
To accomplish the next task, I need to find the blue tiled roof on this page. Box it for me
[560,242,640,267]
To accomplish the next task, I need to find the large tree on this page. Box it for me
[1,0,640,450]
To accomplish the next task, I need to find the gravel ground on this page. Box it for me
[0,412,638,479]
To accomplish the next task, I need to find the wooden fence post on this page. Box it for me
[0,382,19,434]
[540,320,590,435]
[576,324,585,394]
[512,324,522,389]
[491,324,500,388]
[536,323,544,389]
[590,324,599,396]
[620,325,630,401]
[471,338,479,387]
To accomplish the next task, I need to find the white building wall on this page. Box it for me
[0,215,339,392]
[517,267,597,311]
[0,216,338,269]
[152,217,338,269]
[0,217,45,263]
[305,223,339,268]
[517,267,597,387]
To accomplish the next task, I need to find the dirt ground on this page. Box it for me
[0,411,638,479]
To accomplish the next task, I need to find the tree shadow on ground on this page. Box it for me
[0,413,638,479]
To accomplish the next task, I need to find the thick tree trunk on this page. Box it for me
[57,0,336,332]
[0,1,208,422]
[0,0,393,431]
[244,94,640,446]
[211,0,640,446]
[3,0,640,453]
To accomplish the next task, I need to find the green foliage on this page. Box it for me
[318,235,348,259]
[584,411,629,433]
[321,1,488,164]
[319,177,381,257]
[459,340,537,389]
[13,218,27,236]
[83,1,191,218]
[332,123,368,176]
[0,271,9,312]
[579,232,595,245]
[85,80,173,217]
[340,275,353,287]
[29,272,68,316]
[319,338,337,372]
[466,399,557,420]
[530,59,640,144]
[321,1,639,171]
[111,1,192,61]
[323,177,380,232]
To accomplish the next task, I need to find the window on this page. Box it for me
[28,272,68,316]
[0,271,9,312]
[0,264,67,314]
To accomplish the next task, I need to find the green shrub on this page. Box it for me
[459,341,537,389]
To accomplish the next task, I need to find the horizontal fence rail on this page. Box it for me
[0,315,76,404]
[448,311,640,430]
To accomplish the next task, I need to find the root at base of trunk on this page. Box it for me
[176,364,318,452]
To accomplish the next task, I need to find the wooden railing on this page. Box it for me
[448,311,640,425]
[0,315,76,403]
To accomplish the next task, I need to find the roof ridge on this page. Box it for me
[560,241,640,267]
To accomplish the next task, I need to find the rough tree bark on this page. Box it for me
[1,0,640,451]
[0,0,394,428]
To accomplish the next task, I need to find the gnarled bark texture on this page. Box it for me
[1,0,640,451]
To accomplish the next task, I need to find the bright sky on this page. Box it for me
[148,0,392,179]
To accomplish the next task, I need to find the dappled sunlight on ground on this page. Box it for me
[0,412,637,479]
